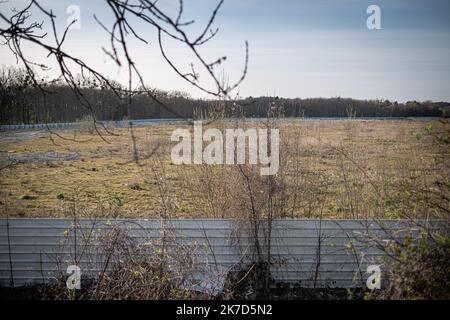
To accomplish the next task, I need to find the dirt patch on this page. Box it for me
[5,151,80,163]
[0,130,47,144]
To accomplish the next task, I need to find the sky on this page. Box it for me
[1,0,450,102]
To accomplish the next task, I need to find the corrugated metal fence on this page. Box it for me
[0,218,443,289]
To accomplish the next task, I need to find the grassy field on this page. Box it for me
[0,119,448,219]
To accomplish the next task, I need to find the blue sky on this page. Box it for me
[1,0,450,101]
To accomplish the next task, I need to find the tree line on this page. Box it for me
[0,67,448,125]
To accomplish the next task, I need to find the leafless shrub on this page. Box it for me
[378,230,449,299]
[43,216,224,300]
[89,225,198,300]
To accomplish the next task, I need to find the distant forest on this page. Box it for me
[1,67,449,125]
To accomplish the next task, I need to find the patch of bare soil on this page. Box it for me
[0,130,47,144]
[4,151,80,163]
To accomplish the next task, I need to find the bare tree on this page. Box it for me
[0,0,248,139]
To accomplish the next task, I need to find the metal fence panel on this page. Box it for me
[0,218,443,288]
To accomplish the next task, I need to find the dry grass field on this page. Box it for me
[0,119,448,219]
